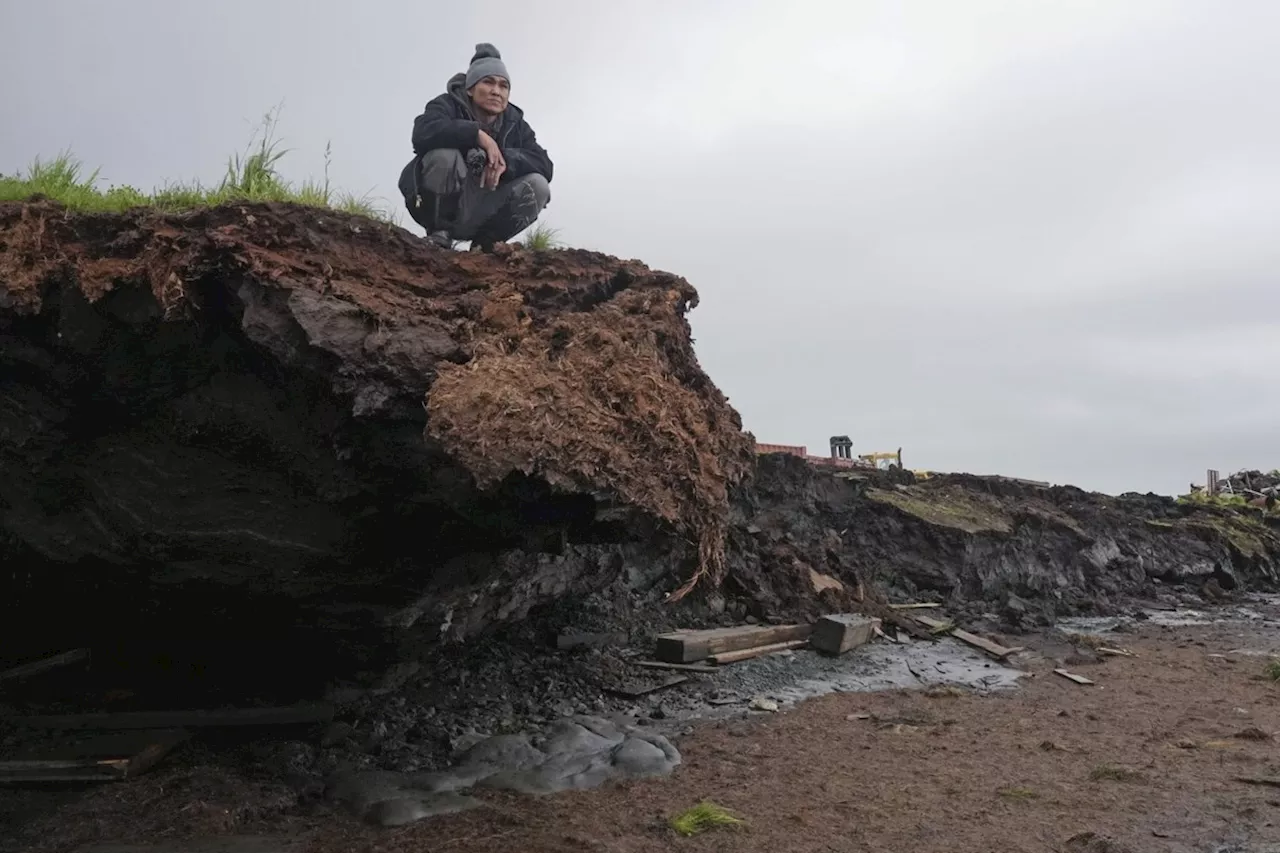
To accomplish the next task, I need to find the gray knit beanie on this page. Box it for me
[465,43,509,89]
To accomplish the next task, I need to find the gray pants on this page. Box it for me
[416,148,551,242]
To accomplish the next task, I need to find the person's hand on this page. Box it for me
[476,130,506,189]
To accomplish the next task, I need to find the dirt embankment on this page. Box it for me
[2,199,1278,690]
[733,456,1280,629]
[0,200,750,681]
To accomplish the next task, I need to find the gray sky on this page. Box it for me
[4,0,1278,496]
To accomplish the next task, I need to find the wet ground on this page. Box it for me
[7,594,1280,851]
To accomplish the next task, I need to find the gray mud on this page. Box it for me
[325,715,679,826]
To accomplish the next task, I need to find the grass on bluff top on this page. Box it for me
[521,222,564,251]
[0,108,392,222]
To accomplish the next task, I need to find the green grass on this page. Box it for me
[521,222,564,251]
[668,802,744,837]
[1265,659,1280,682]
[997,786,1039,801]
[1089,764,1145,783]
[0,106,392,222]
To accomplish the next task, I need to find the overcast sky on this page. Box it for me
[3,0,1277,496]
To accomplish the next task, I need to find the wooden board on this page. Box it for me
[1054,668,1095,685]
[7,702,334,731]
[0,729,188,782]
[811,615,877,656]
[0,649,90,685]
[708,639,809,665]
[654,624,812,663]
[915,616,1022,659]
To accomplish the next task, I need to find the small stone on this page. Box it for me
[746,615,759,624]
[846,712,872,721]
[749,698,779,713]
[1233,726,1270,741]
[1174,738,1198,749]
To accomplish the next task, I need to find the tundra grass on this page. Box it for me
[668,801,745,836]
[0,107,393,223]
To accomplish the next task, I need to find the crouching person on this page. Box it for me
[398,43,553,250]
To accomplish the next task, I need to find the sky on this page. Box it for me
[3,0,1278,496]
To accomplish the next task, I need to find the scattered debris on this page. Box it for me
[0,648,90,686]
[0,729,188,782]
[888,602,941,610]
[917,616,1023,659]
[811,614,878,656]
[1097,647,1137,658]
[708,639,809,665]
[654,624,812,664]
[846,712,872,721]
[749,698,779,713]
[1233,726,1271,741]
[605,675,688,698]
[5,702,335,731]
[1174,738,1198,749]
[872,623,899,643]
[1054,669,1096,686]
[669,801,745,837]
[1234,776,1280,789]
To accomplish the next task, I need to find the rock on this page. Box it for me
[1063,831,1135,853]
[749,698,779,713]
[321,722,355,748]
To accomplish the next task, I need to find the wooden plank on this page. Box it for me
[888,603,942,611]
[1097,647,1137,658]
[0,649,90,684]
[654,624,812,663]
[7,702,334,731]
[708,639,809,665]
[605,675,688,698]
[811,615,877,656]
[632,660,719,674]
[0,729,188,782]
[915,616,1021,659]
[1054,668,1095,685]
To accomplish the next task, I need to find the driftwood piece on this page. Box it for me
[708,639,809,665]
[1054,669,1095,685]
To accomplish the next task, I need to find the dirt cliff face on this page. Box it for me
[0,200,751,688]
[731,456,1280,630]
[2,199,1278,702]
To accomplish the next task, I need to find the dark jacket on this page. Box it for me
[398,72,553,204]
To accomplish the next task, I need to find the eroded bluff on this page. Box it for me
[0,200,752,669]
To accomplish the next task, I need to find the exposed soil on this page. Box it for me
[5,201,1280,851]
[8,602,1280,852]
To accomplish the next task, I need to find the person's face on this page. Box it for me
[468,76,510,116]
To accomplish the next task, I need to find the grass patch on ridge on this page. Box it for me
[0,106,392,222]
